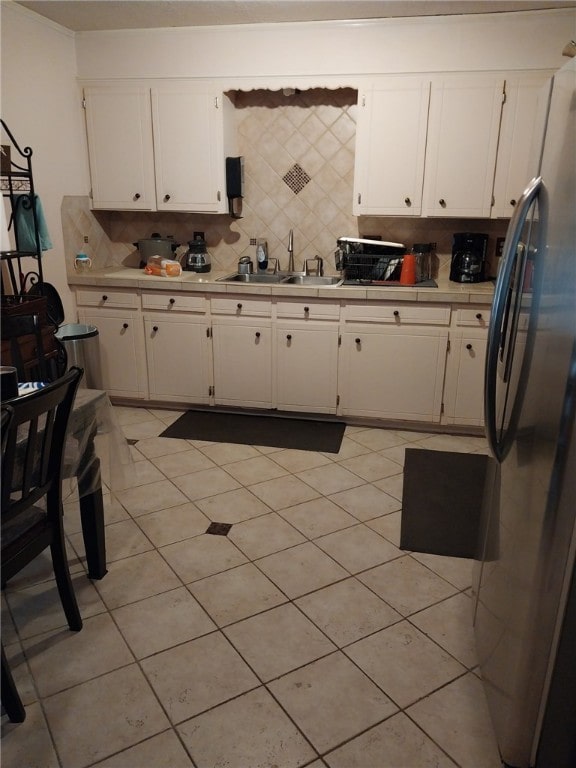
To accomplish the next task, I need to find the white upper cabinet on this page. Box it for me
[422,74,505,217]
[491,74,551,218]
[151,84,231,213]
[83,82,235,212]
[353,78,430,216]
[84,85,156,210]
[354,73,505,218]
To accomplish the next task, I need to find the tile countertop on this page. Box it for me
[67,266,495,305]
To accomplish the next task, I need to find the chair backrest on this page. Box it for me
[1,405,14,454]
[1,313,66,382]
[1,367,83,538]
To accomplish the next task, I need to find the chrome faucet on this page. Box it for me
[287,229,295,273]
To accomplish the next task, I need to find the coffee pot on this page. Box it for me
[184,232,211,273]
[450,233,488,283]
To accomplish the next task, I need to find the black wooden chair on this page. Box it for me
[1,313,67,383]
[0,367,83,722]
[0,405,24,721]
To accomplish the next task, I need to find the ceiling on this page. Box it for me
[13,0,576,32]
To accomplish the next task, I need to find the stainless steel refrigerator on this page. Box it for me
[473,57,576,768]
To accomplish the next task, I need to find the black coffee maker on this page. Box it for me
[450,232,489,283]
[183,232,211,273]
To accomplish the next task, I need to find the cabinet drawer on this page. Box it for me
[142,291,207,313]
[276,299,340,321]
[211,296,272,317]
[455,307,491,328]
[343,302,450,325]
[76,288,139,309]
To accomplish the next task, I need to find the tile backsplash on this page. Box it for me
[62,87,507,277]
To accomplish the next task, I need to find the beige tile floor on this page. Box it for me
[1,405,503,768]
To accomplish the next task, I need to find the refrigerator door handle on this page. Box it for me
[485,175,542,460]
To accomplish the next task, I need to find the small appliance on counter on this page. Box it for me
[450,232,489,283]
[134,234,179,268]
[237,255,253,274]
[183,232,211,273]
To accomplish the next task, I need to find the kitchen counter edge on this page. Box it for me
[68,268,495,305]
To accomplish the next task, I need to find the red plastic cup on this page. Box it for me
[399,253,417,285]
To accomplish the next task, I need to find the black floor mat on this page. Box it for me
[400,448,489,558]
[160,408,346,453]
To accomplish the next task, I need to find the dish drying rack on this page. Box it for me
[338,254,404,283]
[335,237,405,284]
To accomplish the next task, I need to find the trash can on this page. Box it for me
[55,323,102,389]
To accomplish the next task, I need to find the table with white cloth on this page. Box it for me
[61,388,134,579]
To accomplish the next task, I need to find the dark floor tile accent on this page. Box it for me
[206,522,233,536]
[126,438,139,445]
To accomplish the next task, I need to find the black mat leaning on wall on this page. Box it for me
[400,448,489,559]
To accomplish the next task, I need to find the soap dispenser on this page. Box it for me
[256,239,268,272]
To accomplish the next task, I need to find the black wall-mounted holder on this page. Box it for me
[226,156,244,219]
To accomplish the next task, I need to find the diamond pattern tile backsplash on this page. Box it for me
[62,87,508,276]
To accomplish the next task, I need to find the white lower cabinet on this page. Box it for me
[276,322,339,413]
[443,308,491,426]
[443,332,488,426]
[338,301,451,422]
[77,309,147,398]
[212,319,273,408]
[144,316,211,403]
[77,288,147,398]
[75,286,491,429]
[142,291,211,403]
[339,326,448,422]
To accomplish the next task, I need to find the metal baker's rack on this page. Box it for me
[1,119,44,296]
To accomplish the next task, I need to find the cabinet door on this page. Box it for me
[423,75,504,217]
[339,327,447,422]
[492,74,551,218]
[84,86,155,210]
[353,78,430,215]
[276,324,339,414]
[144,316,211,403]
[443,332,487,426]
[78,309,147,398]
[152,85,226,213]
[212,321,272,408]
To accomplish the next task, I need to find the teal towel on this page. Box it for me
[13,193,52,253]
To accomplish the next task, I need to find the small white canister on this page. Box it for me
[74,253,92,273]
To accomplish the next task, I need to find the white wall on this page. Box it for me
[1,2,89,320]
[1,3,574,323]
[75,8,574,83]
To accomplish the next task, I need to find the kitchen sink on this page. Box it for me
[217,273,286,283]
[217,273,344,286]
[280,275,344,286]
